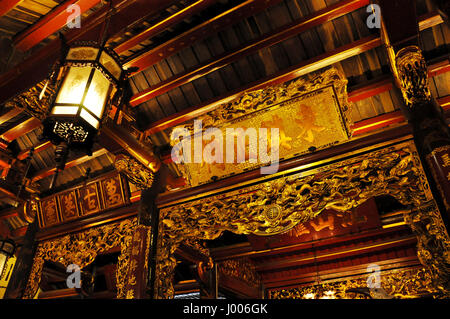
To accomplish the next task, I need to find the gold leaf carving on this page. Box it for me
[23,218,137,299]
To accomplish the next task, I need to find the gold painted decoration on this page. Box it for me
[154,140,450,298]
[269,267,435,299]
[23,218,137,299]
[171,68,353,186]
[114,154,154,190]
[218,258,261,288]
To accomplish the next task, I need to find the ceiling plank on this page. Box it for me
[142,11,443,134]
[123,0,286,74]
[0,0,22,18]
[0,108,22,126]
[0,0,179,106]
[13,0,103,51]
[129,0,370,107]
[115,0,216,54]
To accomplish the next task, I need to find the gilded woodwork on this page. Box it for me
[175,68,352,134]
[23,218,137,299]
[395,46,432,109]
[171,68,353,186]
[269,267,435,299]
[154,141,450,298]
[114,154,154,190]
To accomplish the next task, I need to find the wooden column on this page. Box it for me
[114,154,166,299]
[379,0,450,225]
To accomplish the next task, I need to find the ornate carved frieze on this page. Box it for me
[395,46,432,109]
[218,258,261,288]
[154,140,450,298]
[4,82,54,121]
[114,154,154,190]
[23,218,137,299]
[269,267,435,299]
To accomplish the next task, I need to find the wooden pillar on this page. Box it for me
[379,0,450,226]
[114,154,165,299]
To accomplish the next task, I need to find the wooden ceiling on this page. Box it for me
[0,0,449,231]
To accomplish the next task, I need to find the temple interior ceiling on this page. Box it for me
[0,0,449,300]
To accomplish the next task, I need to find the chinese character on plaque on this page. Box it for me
[40,197,59,227]
[101,176,124,208]
[58,190,79,221]
[79,183,101,215]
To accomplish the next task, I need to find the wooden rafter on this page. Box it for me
[142,11,443,134]
[144,35,382,135]
[129,0,370,107]
[0,0,179,106]
[123,0,285,73]
[13,0,103,51]
[0,118,41,143]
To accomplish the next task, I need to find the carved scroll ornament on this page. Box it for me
[269,267,435,299]
[23,218,137,299]
[154,141,449,298]
[114,154,154,190]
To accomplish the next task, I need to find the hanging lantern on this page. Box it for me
[0,238,15,279]
[42,43,124,152]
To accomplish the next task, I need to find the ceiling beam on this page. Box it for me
[0,0,22,18]
[129,0,370,107]
[352,94,450,136]
[17,141,52,161]
[0,117,41,143]
[143,11,442,135]
[144,35,382,135]
[31,148,109,182]
[123,0,285,74]
[13,0,103,52]
[115,0,216,55]
[348,57,450,103]
[0,0,179,106]
[0,108,22,126]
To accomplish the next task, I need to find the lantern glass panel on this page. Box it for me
[0,254,6,275]
[100,51,121,80]
[80,109,99,129]
[51,106,78,115]
[83,69,110,118]
[55,66,92,105]
[66,47,99,61]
